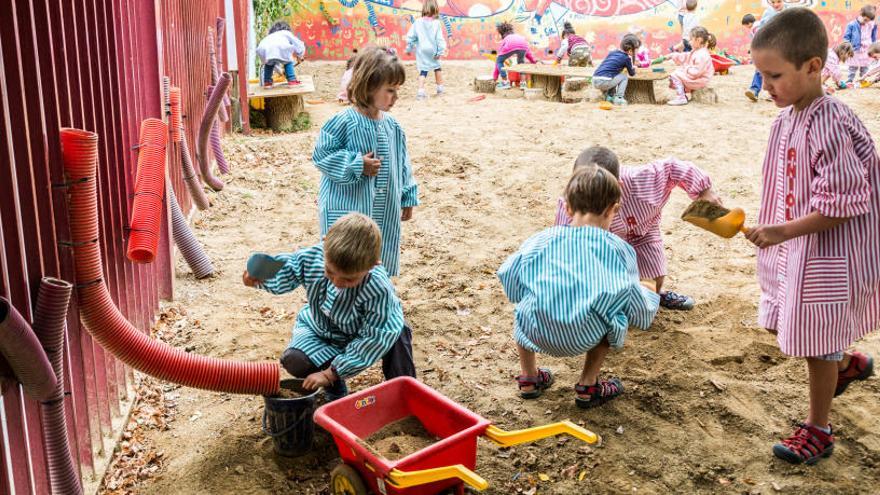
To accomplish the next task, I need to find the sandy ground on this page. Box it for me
[101,61,880,494]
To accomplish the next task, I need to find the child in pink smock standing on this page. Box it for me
[493,22,537,89]
[843,5,877,83]
[666,26,713,105]
[554,146,722,310]
[748,8,877,465]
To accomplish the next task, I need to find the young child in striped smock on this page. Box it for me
[499,167,660,409]
[747,9,877,464]
[243,214,415,401]
[821,42,853,92]
[554,146,721,310]
[405,0,447,99]
[313,47,419,277]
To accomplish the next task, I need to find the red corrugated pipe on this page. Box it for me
[31,277,82,495]
[60,128,279,394]
[127,118,168,263]
[0,297,57,401]
[198,74,231,191]
[167,179,215,279]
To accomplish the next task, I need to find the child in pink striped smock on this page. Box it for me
[748,8,877,465]
[821,42,853,92]
[554,146,721,310]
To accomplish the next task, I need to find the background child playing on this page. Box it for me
[493,22,536,89]
[667,26,713,105]
[844,5,877,83]
[337,50,358,104]
[822,42,854,92]
[591,34,639,106]
[555,22,592,66]
[745,0,786,101]
[499,167,659,409]
[255,21,305,88]
[313,47,419,277]
[747,8,877,464]
[405,0,447,99]
[672,0,699,52]
[242,213,416,400]
[554,146,721,310]
[856,41,880,84]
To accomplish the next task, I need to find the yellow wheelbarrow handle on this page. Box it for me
[484,420,600,447]
[386,465,489,491]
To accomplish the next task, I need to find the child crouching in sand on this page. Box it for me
[499,167,660,409]
[243,213,416,401]
[555,147,721,310]
[667,26,714,105]
[747,8,876,464]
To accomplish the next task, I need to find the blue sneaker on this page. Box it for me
[660,291,695,310]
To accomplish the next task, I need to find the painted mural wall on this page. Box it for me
[286,0,874,61]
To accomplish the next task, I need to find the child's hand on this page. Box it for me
[302,369,335,390]
[745,225,787,248]
[697,188,722,206]
[362,152,381,176]
[242,270,261,288]
[401,206,414,221]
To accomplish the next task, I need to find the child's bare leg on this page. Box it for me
[435,70,443,86]
[517,344,539,391]
[805,357,837,428]
[578,337,610,387]
[418,75,427,92]
[653,275,665,294]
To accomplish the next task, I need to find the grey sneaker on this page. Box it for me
[660,291,695,310]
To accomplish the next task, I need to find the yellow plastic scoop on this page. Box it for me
[681,200,748,238]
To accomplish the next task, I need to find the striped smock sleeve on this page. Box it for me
[331,274,404,378]
[652,158,713,199]
[260,252,307,295]
[313,112,366,186]
[616,241,660,329]
[394,120,419,207]
[808,104,872,218]
[498,234,544,303]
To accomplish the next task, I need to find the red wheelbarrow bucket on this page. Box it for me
[314,376,599,495]
[711,54,734,74]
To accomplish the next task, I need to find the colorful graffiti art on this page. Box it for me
[287,0,873,61]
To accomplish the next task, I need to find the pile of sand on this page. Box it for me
[105,61,880,495]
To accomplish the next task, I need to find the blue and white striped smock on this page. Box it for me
[498,226,660,357]
[260,243,405,379]
[313,108,419,276]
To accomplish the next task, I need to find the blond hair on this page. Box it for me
[324,213,382,273]
[422,0,439,17]
[347,47,406,110]
[565,166,621,216]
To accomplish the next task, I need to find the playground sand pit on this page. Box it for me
[105,61,880,494]
[363,416,439,461]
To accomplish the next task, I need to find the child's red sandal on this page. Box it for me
[574,377,624,409]
[835,351,874,397]
[516,368,554,399]
[773,423,834,465]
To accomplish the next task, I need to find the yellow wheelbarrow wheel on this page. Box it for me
[331,464,368,495]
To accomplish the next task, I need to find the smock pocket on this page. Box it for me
[801,257,849,304]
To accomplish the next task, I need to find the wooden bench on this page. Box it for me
[248,74,315,132]
[624,68,669,104]
[504,64,594,102]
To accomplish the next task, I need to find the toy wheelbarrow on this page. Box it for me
[314,376,599,495]
[681,200,749,238]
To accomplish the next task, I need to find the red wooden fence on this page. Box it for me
[0,1,249,493]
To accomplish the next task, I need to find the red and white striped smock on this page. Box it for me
[555,159,712,279]
[757,96,880,357]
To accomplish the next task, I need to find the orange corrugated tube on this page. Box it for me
[126,119,167,263]
[169,87,182,143]
[60,128,280,395]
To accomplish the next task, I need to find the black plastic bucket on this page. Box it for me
[262,378,321,457]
